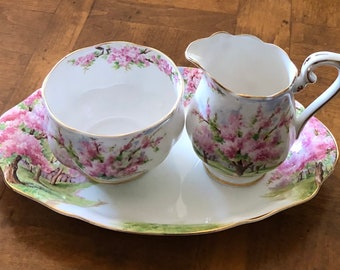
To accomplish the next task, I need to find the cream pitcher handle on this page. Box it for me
[292,51,340,136]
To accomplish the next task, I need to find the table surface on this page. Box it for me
[1,0,340,269]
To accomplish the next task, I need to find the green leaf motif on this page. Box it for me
[252,133,259,141]
[113,62,120,69]
[18,103,29,110]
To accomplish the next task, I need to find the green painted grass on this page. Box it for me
[122,222,223,235]
[8,165,103,208]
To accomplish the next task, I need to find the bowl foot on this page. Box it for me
[87,171,146,184]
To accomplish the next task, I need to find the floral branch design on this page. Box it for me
[51,128,165,180]
[181,67,204,106]
[192,99,294,176]
[0,90,86,185]
[68,44,180,83]
[266,116,337,192]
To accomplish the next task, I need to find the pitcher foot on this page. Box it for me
[204,164,265,187]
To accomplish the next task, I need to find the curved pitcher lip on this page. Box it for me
[185,31,299,99]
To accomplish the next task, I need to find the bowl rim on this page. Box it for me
[42,41,184,138]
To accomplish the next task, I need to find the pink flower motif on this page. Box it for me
[219,143,239,159]
[141,136,151,149]
[224,112,243,136]
[151,55,173,76]
[205,102,211,119]
[0,109,27,125]
[23,89,42,107]
[51,126,165,180]
[191,99,296,176]
[79,139,102,161]
[75,53,96,67]
[193,125,216,157]
[254,147,281,162]
[107,46,150,69]
[152,136,163,147]
[267,116,337,190]
[69,45,178,85]
[0,90,91,184]
[0,126,52,171]
[220,128,236,142]
[122,141,133,151]
[121,164,138,176]
[182,68,203,106]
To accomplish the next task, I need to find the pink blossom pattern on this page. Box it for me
[51,127,165,180]
[0,91,50,171]
[68,45,179,83]
[181,67,204,107]
[0,89,86,184]
[206,75,226,96]
[191,99,294,176]
[267,116,337,191]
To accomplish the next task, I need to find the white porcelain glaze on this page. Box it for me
[185,32,340,185]
[42,42,185,183]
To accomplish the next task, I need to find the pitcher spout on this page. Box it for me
[185,32,298,98]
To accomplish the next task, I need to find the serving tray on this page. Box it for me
[0,67,337,235]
